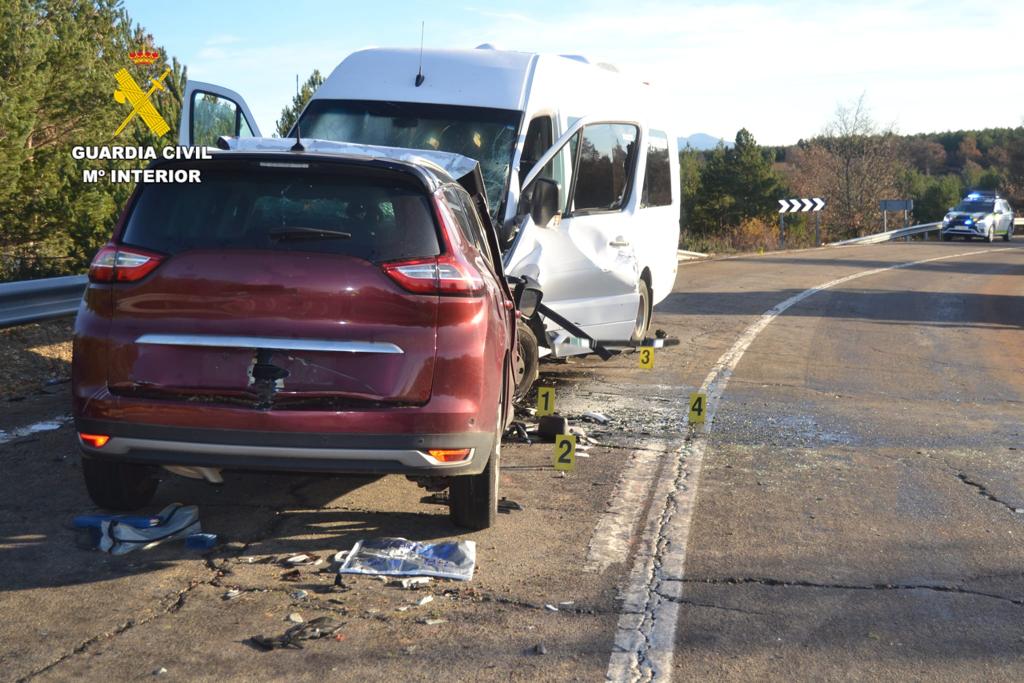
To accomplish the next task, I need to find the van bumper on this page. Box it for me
[75,418,493,476]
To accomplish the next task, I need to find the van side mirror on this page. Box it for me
[519,177,560,229]
[510,275,543,319]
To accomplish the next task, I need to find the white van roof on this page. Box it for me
[316,48,536,111]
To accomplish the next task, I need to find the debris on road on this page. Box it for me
[389,576,432,589]
[580,411,610,424]
[286,612,304,624]
[153,666,168,675]
[280,569,302,582]
[290,589,308,600]
[338,538,477,581]
[418,618,446,626]
[415,595,434,607]
[498,497,524,513]
[505,421,533,444]
[544,604,559,612]
[87,503,201,555]
[249,616,345,651]
[222,589,242,601]
[185,532,218,550]
[537,414,569,442]
[532,644,547,655]
[282,553,321,567]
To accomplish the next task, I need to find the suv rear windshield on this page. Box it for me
[121,163,439,262]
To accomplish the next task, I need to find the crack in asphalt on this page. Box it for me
[953,472,1024,516]
[681,577,1024,607]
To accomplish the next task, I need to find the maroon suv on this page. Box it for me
[73,140,517,529]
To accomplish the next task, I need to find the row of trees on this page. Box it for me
[681,96,1024,251]
[0,0,185,280]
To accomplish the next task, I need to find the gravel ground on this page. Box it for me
[0,318,73,401]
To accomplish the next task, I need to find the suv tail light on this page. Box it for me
[88,245,164,283]
[381,190,484,296]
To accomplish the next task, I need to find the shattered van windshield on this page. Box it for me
[297,99,520,219]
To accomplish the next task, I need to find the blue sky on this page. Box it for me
[124,0,1024,145]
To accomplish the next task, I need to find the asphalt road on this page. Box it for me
[0,240,1021,682]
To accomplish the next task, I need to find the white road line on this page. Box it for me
[584,448,664,573]
[0,415,72,447]
[607,248,994,681]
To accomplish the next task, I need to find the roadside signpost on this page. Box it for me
[880,199,914,236]
[778,197,827,248]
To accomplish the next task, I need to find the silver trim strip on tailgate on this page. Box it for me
[135,334,404,354]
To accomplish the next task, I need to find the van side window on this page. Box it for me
[570,123,638,214]
[520,116,553,186]
[641,130,672,208]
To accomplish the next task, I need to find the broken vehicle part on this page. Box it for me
[338,538,477,581]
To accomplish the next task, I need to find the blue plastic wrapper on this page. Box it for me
[337,537,476,581]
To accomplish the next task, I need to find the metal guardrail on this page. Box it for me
[832,222,941,246]
[835,217,1023,246]
[0,275,86,328]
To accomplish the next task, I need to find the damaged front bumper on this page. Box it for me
[75,419,494,477]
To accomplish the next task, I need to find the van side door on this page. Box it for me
[506,118,643,347]
[179,81,262,146]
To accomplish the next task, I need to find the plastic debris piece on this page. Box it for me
[419,618,446,625]
[396,606,410,612]
[153,667,168,675]
[416,595,433,606]
[338,538,476,581]
[419,492,449,506]
[222,589,242,601]
[558,601,575,607]
[185,532,218,550]
[544,604,559,612]
[96,504,201,555]
[498,497,524,514]
[389,576,432,589]
[280,568,301,582]
[249,616,344,651]
[537,415,569,441]
[533,644,547,655]
[580,411,610,425]
[282,553,320,567]
[286,612,304,624]
[290,589,308,600]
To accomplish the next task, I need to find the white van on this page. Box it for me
[181,47,680,389]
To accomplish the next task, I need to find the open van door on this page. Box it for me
[179,81,261,146]
[506,116,644,350]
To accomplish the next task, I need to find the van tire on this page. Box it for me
[449,387,502,530]
[631,278,652,343]
[82,456,159,511]
[513,320,539,401]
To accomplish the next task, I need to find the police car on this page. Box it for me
[941,191,1014,242]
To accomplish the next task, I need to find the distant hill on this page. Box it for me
[680,133,731,151]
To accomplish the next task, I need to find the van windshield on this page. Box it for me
[121,163,440,262]
[297,100,520,219]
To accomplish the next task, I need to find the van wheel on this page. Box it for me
[449,387,501,530]
[82,456,159,511]
[631,279,652,343]
[513,320,539,402]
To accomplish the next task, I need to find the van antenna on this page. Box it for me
[415,21,425,87]
[291,119,304,152]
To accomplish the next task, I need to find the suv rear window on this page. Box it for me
[121,163,440,262]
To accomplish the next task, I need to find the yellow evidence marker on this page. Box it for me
[638,346,655,369]
[536,386,555,416]
[553,434,576,471]
[688,392,707,424]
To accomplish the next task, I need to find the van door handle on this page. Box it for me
[609,238,630,247]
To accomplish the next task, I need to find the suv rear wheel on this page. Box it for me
[449,384,502,530]
[82,456,159,510]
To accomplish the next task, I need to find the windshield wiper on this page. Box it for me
[269,227,353,242]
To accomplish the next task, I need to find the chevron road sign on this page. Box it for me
[778,197,827,213]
